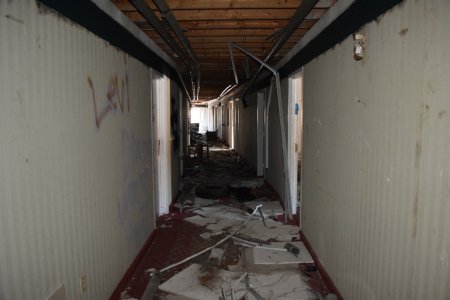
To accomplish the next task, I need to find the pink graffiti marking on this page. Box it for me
[87,74,130,128]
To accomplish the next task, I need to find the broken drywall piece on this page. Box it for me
[200,230,224,240]
[195,205,248,223]
[206,218,242,231]
[210,247,225,261]
[249,241,313,265]
[159,265,314,300]
[233,219,300,242]
[159,264,247,300]
[199,232,212,239]
[184,215,217,227]
[244,271,315,300]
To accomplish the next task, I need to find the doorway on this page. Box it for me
[152,71,172,216]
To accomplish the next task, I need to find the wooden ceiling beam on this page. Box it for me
[113,0,335,11]
[144,28,307,37]
[151,35,301,43]
[177,19,317,30]
[178,48,289,55]
[160,42,296,50]
[135,19,317,31]
[125,8,326,22]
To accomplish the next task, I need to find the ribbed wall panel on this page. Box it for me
[0,1,155,299]
[302,0,450,299]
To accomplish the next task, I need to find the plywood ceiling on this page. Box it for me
[112,0,336,101]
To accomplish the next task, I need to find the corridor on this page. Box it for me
[1,0,450,299]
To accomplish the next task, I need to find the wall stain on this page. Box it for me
[3,14,24,24]
[427,82,436,94]
[356,97,367,108]
[399,28,409,36]
[438,110,446,118]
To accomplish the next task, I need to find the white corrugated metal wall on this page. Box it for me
[0,1,156,299]
[302,0,450,299]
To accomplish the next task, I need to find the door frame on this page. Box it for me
[151,71,172,217]
[256,91,265,176]
[287,70,303,223]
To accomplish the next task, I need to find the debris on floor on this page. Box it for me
[159,263,316,300]
[244,199,284,217]
[116,141,335,299]
[247,241,314,265]
[159,264,247,299]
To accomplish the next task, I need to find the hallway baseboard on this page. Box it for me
[110,192,181,299]
[109,229,158,299]
[169,191,182,211]
[300,231,344,300]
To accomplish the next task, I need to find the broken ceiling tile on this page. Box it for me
[232,219,300,242]
[244,271,316,300]
[158,264,246,300]
[206,218,242,231]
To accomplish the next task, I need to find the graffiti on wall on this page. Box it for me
[118,129,152,253]
[87,73,130,128]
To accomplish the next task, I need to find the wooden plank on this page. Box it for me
[160,42,296,49]
[176,19,317,30]
[144,28,307,37]
[181,48,290,56]
[124,8,326,21]
[184,28,307,37]
[113,0,335,11]
[151,36,300,43]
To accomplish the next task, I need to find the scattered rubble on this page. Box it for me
[133,142,324,299]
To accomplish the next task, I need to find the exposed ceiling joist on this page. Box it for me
[113,0,336,101]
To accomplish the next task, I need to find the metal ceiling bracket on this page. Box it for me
[228,42,292,217]
[152,0,200,101]
[131,0,198,101]
[241,0,319,104]
[129,0,187,64]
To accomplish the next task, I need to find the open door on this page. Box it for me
[152,71,172,216]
